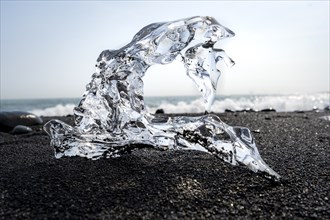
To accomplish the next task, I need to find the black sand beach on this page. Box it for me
[0,112,329,219]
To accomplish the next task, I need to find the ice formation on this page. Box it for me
[44,16,280,180]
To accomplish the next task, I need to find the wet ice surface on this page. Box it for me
[44,16,280,181]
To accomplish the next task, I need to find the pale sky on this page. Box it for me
[1,1,329,99]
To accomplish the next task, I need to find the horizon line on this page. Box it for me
[1,91,329,101]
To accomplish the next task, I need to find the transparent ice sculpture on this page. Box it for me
[44,16,280,181]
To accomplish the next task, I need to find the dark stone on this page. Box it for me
[225,109,234,113]
[324,106,330,111]
[0,111,43,132]
[10,125,33,134]
[155,109,165,114]
[260,108,276,112]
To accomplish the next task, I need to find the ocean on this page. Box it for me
[0,92,329,116]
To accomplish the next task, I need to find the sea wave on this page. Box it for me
[28,93,329,116]
[31,104,76,117]
[147,93,330,113]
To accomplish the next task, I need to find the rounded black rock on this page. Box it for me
[10,125,33,134]
[155,109,165,114]
[0,111,43,132]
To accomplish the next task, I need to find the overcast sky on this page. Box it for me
[1,1,329,99]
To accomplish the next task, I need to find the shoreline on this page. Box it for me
[1,111,329,219]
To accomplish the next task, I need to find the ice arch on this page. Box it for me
[44,16,280,181]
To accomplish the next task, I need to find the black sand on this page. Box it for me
[0,112,329,219]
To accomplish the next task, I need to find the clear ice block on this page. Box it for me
[44,16,280,181]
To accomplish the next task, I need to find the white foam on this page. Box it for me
[147,93,330,113]
[31,104,76,116]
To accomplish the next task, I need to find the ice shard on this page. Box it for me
[44,16,280,181]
